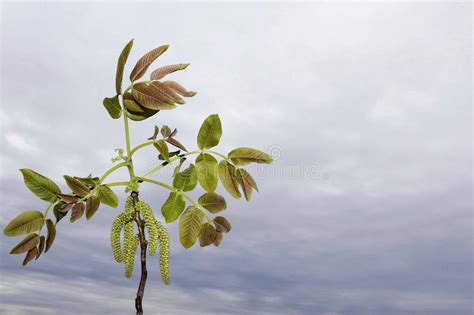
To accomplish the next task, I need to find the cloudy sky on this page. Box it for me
[0,1,472,314]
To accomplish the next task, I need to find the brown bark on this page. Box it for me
[131,192,148,315]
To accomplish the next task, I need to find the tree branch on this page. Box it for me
[131,191,148,315]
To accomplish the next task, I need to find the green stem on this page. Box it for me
[105,181,134,187]
[130,140,154,157]
[120,95,136,182]
[99,162,128,183]
[136,177,212,222]
[43,202,54,218]
[141,150,201,179]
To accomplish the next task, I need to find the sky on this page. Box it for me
[0,1,472,315]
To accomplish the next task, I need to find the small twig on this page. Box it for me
[131,191,149,315]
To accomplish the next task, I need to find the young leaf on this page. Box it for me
[213,231,223,247]
[45,219,56,253]
[166,137,187,152]
[74,176,100,188]
[147,125,160,140]
[196,154,218,192]
[161,125,172,138]
[23,247,38,266]
[102,95,122,119]
[20,169,61,202]
[53,202,68,223]
[179,206,204,249]
[153,140,169,161]
[236,169,258,201]
[132,82,176,110]
[85,195,101,220]
[162,81,197,97]
[116,39,134,94]
[150,81,185,104]
[213,216,231,233]
[124,92,159,121]
[10,233,40,254]
[70,202,85,223]
[64,175,89,197]
[3,211,44,237]
[55,193,78,203]
[173,164,197,192]
[198,192,227,214]
[199,223,217,247]
[150,63,189,80]
[96,185,118,208]
[228,147,273,166]
[218,161,241,199]
[130,44,169,82]
[161,192,186,223]
[197,114,222,149]
[36,235,45,260]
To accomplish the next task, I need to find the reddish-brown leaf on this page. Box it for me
[162,81,197,97]
[70,202,85,223]
[23,247,38,266]
[132,83,176,110]
[150,81,185,104]
[129,45,169,81]
[166,137,187,152]
[36,236,45,260]
[150,63,189,80]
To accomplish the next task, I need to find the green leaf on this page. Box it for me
[197,114,222,149]
[74,176,99,188]
[199,223,217,247]
[196,154,218,192]
[96,185,118,208]
[236,169,258,201]
[85,195,101,220]
[70,202,85,223]
[161,192,186,223]
[213,216,231,233]
[36,235,45,260]
[45,219,56,253]
[20,169,61,202]
[10,233,40,254]
[103,95,122,119]
[218,161,241,199]
[153,140,169,161]
[64,175,89,197]
[53,202,68,223]
[116,39,134,95]
[179,206,204,249]
[3,211,44,237]
[130,44,169,82]
[23,247,38,266]
[173,164,197,192]
[228,147,273,166]
[198,192,227,214]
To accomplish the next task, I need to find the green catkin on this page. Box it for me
[110,212,127,262]
[137,201,159,256]
[124,221,136,278]
[156,219,170,285]
[125,234,139,278]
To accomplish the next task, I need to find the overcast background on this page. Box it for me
[0,2,472,315]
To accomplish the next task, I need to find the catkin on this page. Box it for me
[124,221,136,278]
[156,219,170,285]
[137,201,159,256]
[110,212,127,262]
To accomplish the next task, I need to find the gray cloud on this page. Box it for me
[0,2,472,315]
